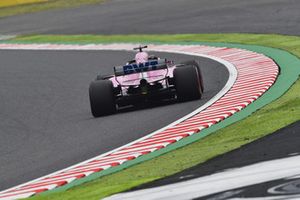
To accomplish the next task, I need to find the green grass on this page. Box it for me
[0,0,47,8]
[0,0,106,18]
[9,33,299,200]
[12,34,300,54]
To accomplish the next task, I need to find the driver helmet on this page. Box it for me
[135,51,149,64]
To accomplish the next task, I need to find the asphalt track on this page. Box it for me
[0,0,300,35]
[0,0,299,196]
[0,50,227,190]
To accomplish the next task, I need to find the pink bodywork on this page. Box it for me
[109,52,175,87]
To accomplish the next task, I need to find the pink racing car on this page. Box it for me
[89,46,204,117]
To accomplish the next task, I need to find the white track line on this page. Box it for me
[0,35,16,41]
[105,155,300,200]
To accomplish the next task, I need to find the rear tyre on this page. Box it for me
[89,80,116,117]
[174,65,202,101]
[180,60,204,93]
[95,75,104,80]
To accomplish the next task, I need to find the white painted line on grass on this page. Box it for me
[105,155,300,200]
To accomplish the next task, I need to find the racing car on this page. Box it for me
[89,46,204,117]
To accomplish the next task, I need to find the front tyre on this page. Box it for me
[174,65,202,101]
[89,80,116,117]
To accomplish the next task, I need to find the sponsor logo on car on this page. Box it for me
[123,60,159,74]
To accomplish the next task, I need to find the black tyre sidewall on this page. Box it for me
[174,65,202,101]
[89,80,116,117]
[179,60,204,93]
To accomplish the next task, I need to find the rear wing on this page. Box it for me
[114,59,167,76]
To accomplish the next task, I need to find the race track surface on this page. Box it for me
[0,0,299,35]
[0,50,227,190]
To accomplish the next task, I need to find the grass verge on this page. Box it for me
[7,33,299,200]
[0,0,47,8]
[0,0,105,18]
